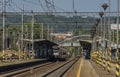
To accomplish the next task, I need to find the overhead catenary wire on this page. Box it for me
[10,0,22,11]
[7,3,20,14]
[38,0,46,12]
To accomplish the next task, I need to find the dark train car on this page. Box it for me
[52,46,68,60]
[84,49,91,59]
[80,40,92,59]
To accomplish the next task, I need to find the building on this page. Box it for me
[23,39,58,59]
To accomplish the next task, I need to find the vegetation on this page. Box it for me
[0,14,96,34]
[0,21,51,51]
[0,13,118,51]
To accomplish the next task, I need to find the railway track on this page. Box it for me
[41,58,79,77]
[0,60,69,77]
[0,59,47,74]
[0,62,53,77]
[0,58,78,77]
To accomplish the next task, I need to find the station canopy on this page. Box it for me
[23,39,58,47]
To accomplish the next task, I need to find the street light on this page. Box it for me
[102,3,109,11]
[93,23,97,52]
[93,19,101,55]
[98,11,104,69]
[91,27,96,38]
[98,12,104,49]
[99,12,104,37]
[91,22,98,54]
[107,0,112,73]
[102,3,108,39]
[96,18,101,23]
[95,18,101,36]
[102,3,108,70]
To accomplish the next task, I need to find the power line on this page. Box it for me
[38,0,46,12]
[7,3,19,12]
[10,0,22,11]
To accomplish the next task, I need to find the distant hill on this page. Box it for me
[0,13,118,34]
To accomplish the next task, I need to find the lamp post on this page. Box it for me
[102,3,108,41]
[99,12,104,37]
[91,24,97,57]
[91,19,99,53]
[96,18,101,36]
[94,19,101,53]
[107,0,112,73]
[99,11,104,69]
[102,3,108,70]
[94,24,97,52]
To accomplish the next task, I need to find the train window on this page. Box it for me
[62,52,66,55]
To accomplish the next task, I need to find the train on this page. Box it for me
[52,46,68,60]
[83,49,91,59]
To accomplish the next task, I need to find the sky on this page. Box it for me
[2,0,119,12]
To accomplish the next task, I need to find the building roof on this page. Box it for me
[23,39,58,46]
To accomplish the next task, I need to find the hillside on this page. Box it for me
[0,13,118,34]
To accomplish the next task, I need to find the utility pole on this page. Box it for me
[2,0,6,60]
[99,12,104,66]
[39,24,41,39]
[116,0,119,77]
[73,0,77,36]
[50,26,53,41]
[108,0,111,48]
[47,25,50,40]
[24,25,28,59]
[73,0,75,12]
[20,0,24,60]
[41,23,44,39]
[31,11,34,59]
[99,12,104,37]
[102,3,108,70]
[107,0,111,73]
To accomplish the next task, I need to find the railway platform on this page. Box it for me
[0,58,117,77]
[0,59,46,67]
[78,59,99,77]
[76,58,115,77]
[0,59,47,76]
